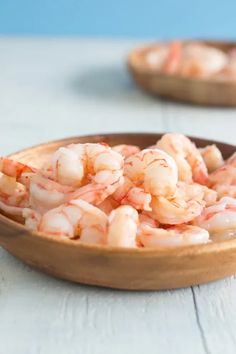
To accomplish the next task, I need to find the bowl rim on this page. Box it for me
[1,132,236,258]
[127,39,236,85]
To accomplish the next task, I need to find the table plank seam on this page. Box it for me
[191,287,211,354]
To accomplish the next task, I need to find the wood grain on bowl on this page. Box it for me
[128,40,236,106]
[0,133,235,290]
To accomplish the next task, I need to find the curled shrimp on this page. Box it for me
[124,148,178,197]
[112,144,140,159]
[0,158,35,180]
[107,205,138,247]
[45,143,124,188]
[0,174,29,216]
[38,199,108,244]
[139,224,209,248]
[145,44,169,69]
[139,211,159,228]
[199,144,224,173]
[112,176,152,211]
[156,133,208,184]
[0,174,28,207]
[162,41,182,74]
[194,197,236,233]
[29,174,74,214]
[151,182,205,224]
[180,43,227,77]
[209,152,236,198]
[23,208,42,231]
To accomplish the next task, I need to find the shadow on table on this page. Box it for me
[69,65,160,105]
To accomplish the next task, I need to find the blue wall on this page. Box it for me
[0,0,235,38]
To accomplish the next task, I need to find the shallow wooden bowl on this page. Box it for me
[128,40,236,106]
[0,133,236,290]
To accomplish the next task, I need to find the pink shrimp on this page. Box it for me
[156,133,208,184]
[124,148,178,197]
[162,41,182,74]
[0,158,35,180]
[112,144,140,159]
[209,152,236,198]
[199,144,224,173]
[139,224,209,248]
[107,205,139,247]
[38,199,108,244]
[151,182,205,225]
[194,197,236,233]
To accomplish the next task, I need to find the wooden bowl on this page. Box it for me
[0,133,236,290]
[128,40,236,106]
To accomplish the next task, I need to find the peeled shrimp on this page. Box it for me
[107,205,138,247]
[29,174,74,214]
[23,208,42,231]
[162,41,182,74]
[0,158,35,180]
[194,197,236,233]
[180,43,228,77]
[199,144,224,173]
[0,174,29,216]
[145,44,169,69]
[45,143,124,189]
[112,144,140,159]
[124,148,178,197]
[156,133,208,184]
[0,174,28,207]
[112,176,152,211]
[151,182,205,224]
[39,199,108,244]
[209,152,236,198]
[139,224,209,248]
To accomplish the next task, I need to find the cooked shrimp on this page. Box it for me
[213,184,236,199]
[112,176,151,211]
[139,224,209,248]
[107,205,138,247]
[29,174,74,214]
[0,158,35,180]
[0,201,23,216]
[199,144,224,173]
[139,212,158,228]
[0,174,28,208]
[45,143,124,189]
[215,50,236,80]
[194,197,236,233]
[162,41,182,74]
[145,45,169,69]
[120,187,152,211]
[208,152,236,198]
[151,182,205,224]
[156,133,208,184]
[180,43,228,77]
[39,199,108,244]
[23,208,41,231]
[124,148,178,197]
[112,144,140,159]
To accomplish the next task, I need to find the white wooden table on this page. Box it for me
[0,37,236,354]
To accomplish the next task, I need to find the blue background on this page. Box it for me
[0,0,235,38]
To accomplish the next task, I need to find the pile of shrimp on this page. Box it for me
[145,41,236,80]
[0,133,236,249]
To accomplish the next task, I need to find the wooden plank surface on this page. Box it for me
[0,37,236,354]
